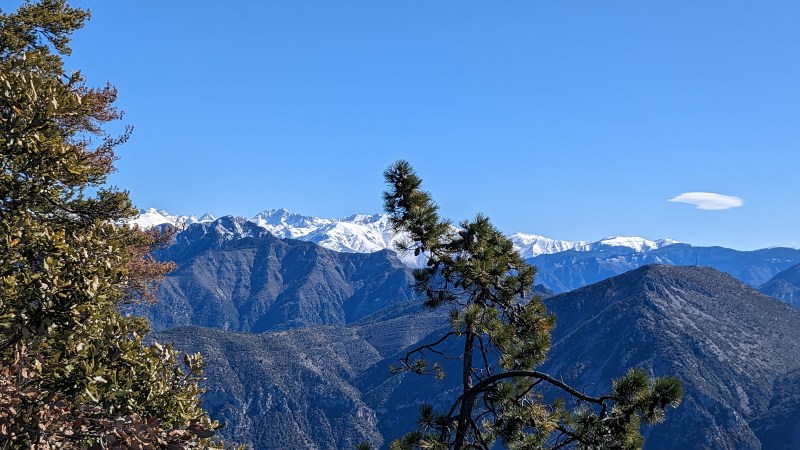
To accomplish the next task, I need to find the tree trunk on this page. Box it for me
[454,331,476,449]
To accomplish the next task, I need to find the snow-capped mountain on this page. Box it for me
[251,208,328,239]
[250,209,395,252]
[130,208,216,229]
[132,208,422,266]
[508,234,678,259]
[508,233,587,258]
[131,208,677,266]
[582,236,679,253]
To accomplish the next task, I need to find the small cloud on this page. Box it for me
[668,192,744,210]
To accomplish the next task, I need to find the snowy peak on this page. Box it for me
[251,208,321,227]
[509,233,587,258]
[341,213,387,225]
[654,238,680,248]
[589,236,679,253]
[251,208,327,239]
[246,210,398,256]
[132,208,677,266]
[509,234,678,258]
[129,208,215,229]
[129,208,177,228]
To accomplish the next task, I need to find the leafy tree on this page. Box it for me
[0,1,224,447]
[383,160,682,450]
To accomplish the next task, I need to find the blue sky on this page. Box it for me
[60,1,799,249]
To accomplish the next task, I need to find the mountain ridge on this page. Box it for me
[543,264,800,449]
[131,208,679,264]
[529,243,800,293]
[133,218,418,333]
[759,262,800,308]
[151,264,800,449]
[139,213,800,306]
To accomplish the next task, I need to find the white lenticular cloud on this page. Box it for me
[668,192,744,210]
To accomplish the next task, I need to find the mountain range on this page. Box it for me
[130,217,417,332]
[135,208,428,266]
[528,243,800,293]
[126,212,800,449]
[132,208,679,267]
[135,209,800,296]
[150,263,800,449]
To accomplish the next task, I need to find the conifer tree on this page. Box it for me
[0,1,223,447]
[383,160,682,450]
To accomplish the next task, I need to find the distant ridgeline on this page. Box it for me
[132,215,800,449]
[526,243,800,293]
[134,208,800,295]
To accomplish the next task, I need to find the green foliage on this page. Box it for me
[0,1,224,447]
[383,160,682,449]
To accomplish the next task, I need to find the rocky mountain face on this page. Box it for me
[148,264,800,449]
[157,326,385,450]
[759,263,800,308]
[154,307,449,450]
[543,265,800,449]
[133,217,417,332]
[529,243,800,293]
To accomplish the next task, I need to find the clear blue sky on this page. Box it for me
[60,1,799,249]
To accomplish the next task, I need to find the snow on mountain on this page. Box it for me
[508,234,678,258]
[508,233,587,258]
[129,208,215,229]
[249,210,425,266]
[585,236,679,253]
[251,208,327,239]
[304,214,390,252]
[131,208,677,266]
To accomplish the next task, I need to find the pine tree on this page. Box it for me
[0,1,223,447]
[383,160,682,450]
